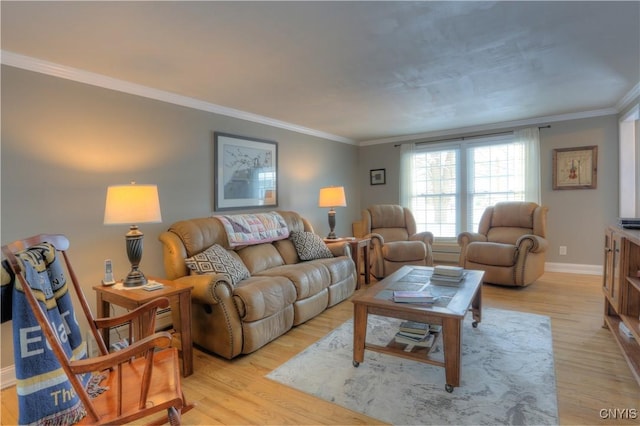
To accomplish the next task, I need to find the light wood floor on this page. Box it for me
[2,272,639,425]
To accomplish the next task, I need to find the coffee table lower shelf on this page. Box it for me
[355,339,443,367]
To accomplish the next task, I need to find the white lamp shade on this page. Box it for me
[318,186,347,208]
[104,184,162,225]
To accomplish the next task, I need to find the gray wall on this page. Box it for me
[0,65,360,369]
[358,115,621,266]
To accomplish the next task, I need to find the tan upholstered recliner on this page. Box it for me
[353,204,434,279]
[457,201,549,287]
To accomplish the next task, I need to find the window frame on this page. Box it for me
[407,133,527,240]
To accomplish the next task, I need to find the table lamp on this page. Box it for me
[318,186,347,239]
[104,182,162,287]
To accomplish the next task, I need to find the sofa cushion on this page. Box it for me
[466,242,517,266]
[257,262,331,300]
[184,244,250,285]
[381,240,426,262]
[290,231,333,261]
[233,276,297,322]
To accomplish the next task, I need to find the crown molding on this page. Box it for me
[616,81,640,112]
[362,82,640,146]
[0,50,355,145]
[360,107,619,146]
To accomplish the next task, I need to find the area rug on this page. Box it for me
[266,308,558,425]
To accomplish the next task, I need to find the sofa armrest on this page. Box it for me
[159,231,189,280]
[173,273,234,306]
[325,241,352,258]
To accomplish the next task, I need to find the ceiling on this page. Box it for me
[2,1,639,144]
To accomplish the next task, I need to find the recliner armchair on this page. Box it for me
[353,204,434,279]
[457,201,549,287]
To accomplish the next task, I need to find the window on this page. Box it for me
[403,130,539,240]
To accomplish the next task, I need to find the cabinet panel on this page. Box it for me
[603,229,621,311]
[604,225,640,386]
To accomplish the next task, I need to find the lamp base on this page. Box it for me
[123,269,148,288]
[326,209,338,240]
[123,226,148,288]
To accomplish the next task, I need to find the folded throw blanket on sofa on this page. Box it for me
[217,212,289,247]
[8,243,90,425]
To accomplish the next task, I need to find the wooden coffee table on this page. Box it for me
[351,265,483,392]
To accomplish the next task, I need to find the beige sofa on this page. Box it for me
[159,211,357,359]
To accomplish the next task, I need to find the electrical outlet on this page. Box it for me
[559,246,567,256]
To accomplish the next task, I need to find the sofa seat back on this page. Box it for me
[237,244,286,274]
[161,211,315,280]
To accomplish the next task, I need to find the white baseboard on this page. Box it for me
[544,262,603,275]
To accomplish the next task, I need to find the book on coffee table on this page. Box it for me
[429,324,442,333]
[394,331,435,348]
[433,265,464,277]
[430,273,466,286]
[399,321,429,335]
[392,290,437,303]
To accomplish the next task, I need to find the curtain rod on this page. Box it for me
[394,125,551,147]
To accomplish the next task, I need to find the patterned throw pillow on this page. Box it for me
[290,231,334,261]
[184,244,250,285]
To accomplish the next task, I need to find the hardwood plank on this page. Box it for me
[2,272,639,425]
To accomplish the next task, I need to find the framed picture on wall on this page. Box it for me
[214,132,278,210]
[370,168,386,185]
[552,145,597,190]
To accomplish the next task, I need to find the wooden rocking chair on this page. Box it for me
[2,234,193,425]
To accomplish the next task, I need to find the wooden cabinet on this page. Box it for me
[603,225,640,385]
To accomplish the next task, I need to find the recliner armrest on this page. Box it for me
[365,232,384,245]
[516,234,549,253]
[410,231,434,245]
[457,232,488,266]
[457,232,487,246]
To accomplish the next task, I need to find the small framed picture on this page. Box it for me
[552,146,597,190]
[370,169,386,185]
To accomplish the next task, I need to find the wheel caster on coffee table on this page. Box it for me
[472,321,478,328]
[353,361,360,367]
[445,384,454,393]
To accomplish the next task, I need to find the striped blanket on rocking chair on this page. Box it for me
[2,243,91,425]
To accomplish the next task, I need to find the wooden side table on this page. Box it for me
[325,237,371,289]
[93,277,193,377]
